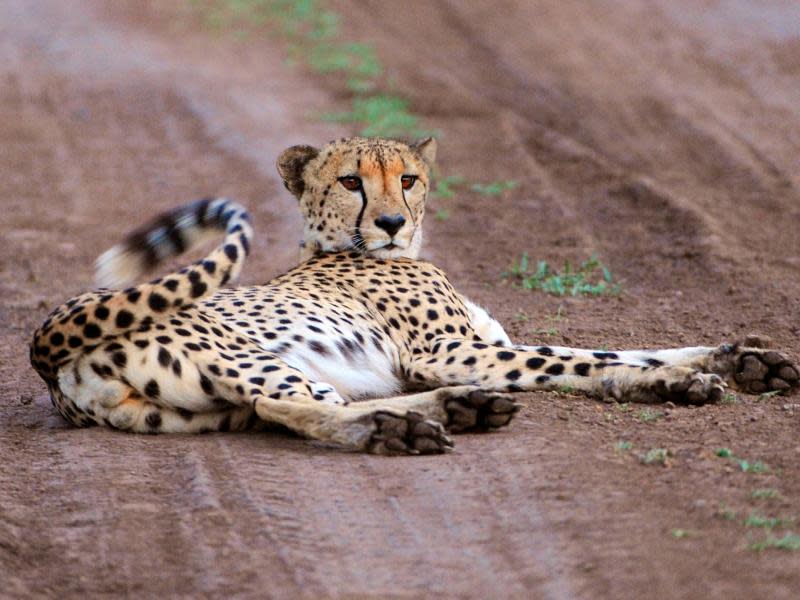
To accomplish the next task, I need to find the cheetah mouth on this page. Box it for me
[371,239,407,252]
[342,237,410,256]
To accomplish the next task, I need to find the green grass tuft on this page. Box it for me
[470,180,517,196]
[736,458,770,473]
[504,253,622,297]
[745,514,793,529]
[615,440,633,452]
[715,447,769,473]
[431,175,466,199]
[641,448,670,465]
[751,488,780,499]
[637,408,663,423]
[750,533,800,552]
[434,208,450,221]
[670,529,695,539]
[307,42,381,77]
[320,95,431,138]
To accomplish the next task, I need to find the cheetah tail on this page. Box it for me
[95,197,251,289]
[30,198,252,382]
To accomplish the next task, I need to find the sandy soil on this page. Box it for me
[2,1,799,598]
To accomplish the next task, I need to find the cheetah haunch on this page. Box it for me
[30,137,799,454]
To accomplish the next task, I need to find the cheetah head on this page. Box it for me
[277,136,437,261]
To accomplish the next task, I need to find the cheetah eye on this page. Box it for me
[338,176,362,192]
[401,175,417,190]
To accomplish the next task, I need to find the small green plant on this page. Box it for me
[434,208,450,221]
[547,305,566,322]
[715,447,769,473]
[306,42,382,90]
[504,253,622,297]
[750,533,800,552]
[721,392,738,405]
[745,514,793,529]
[532,305,565,336]
[617,402,631,413]
[670,529,694,539]
[637,408,663,423]
[615,440,633,452]
[470,180,517,196]
[513,311,529,322]
[641,448,670,465]
[320,95,430,138]
[431,175,465,199]
[758,390,782,401]
[534,327,559,337]
[556,385,575,395]
[737,459,770,473]
[752,488,779,499]
[717,505,737,521]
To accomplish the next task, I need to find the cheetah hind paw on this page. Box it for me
[367,411,454,455]
[604,369,725,405]
[710,337,800,395]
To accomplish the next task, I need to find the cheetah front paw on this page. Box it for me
[444,389,521,432]
[710,338,799,394]
[367,411,454,455]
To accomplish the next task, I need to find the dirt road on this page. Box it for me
[2,1,799,598]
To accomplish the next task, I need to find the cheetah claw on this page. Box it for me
[444,390,521,432]
[367,411,454,455]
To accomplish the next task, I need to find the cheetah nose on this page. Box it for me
[374,213,406,237]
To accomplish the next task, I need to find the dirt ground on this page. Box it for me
[2,1,800,598]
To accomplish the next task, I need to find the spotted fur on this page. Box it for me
[29,137,799,455]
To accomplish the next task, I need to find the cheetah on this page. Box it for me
[30,136,799,455]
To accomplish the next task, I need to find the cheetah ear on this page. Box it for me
[412,137,437,168]
[277,145,319,198]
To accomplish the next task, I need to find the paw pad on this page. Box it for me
[445,390,521,432]
[734,351,799,394]
[368,411,454,455]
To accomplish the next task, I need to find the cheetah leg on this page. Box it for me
[251,395,454,455]
[467,300,798,395]
[512,341,799,395]
[64,345,454,452]
[407,337,726,405]
[186,354,453,454]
